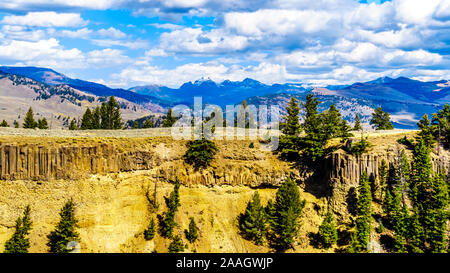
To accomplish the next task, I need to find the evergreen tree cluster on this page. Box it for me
[162,108,177,128]
[4,200,81,253]
[379,131,449,253]
[79,96,122,130]
[278,95,353,161]
[23,107,49,129]
[238,177,306,251]
[158,178,181,238]
[408,104,450,151]
[432,103,450,149]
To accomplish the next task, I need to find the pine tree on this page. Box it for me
[417,114,435,148]
[370,107,394,130]
[168,235,185,253]
[281,97,301,136]
[14,120,19,128]
[69,119,77,130]
[390,186,408,253]
[270,177,306,251]
[100,96,122,129]
[354,113,362,130]
[408,207,424,253]
[4,206,32,253]
[354,171,372,252]
[408,139,448,252]
[339,119,353,142]
[143,118,154,128]
[432,103,449,148]
[378,159,388,201]
[265,199,277,228]
[37,118,49,129]
[110,97,122,129]
[144,218,156,240]
[322,104,342,138]
[317,210,338,249]
[278,98,302,158]
[301,94,326,161]
[410,139,432,204]
[133,121,139,129]
[427,174,448,253]
[92,106,101,129]
[47,199,80,253]
[382,186,393,220]
[0,120,9,127]
[80,108,93,130]
[162,108,176,127]
[184,217,199,244]
[184,138,218,169]
[238,191,268,245]
[302,94,321,136]
[23,107,37,129]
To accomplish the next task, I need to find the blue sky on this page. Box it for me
[0,0,449,88]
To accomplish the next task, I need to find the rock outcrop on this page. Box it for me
[1,135,449,224]
[0,138,292,187]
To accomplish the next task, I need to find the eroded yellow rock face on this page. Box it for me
[0,171,325,253]
[0,132,448,252]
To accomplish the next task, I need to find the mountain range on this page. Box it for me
[0,66,449,129]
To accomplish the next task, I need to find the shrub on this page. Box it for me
[347,137,372,157]
[0,120,9,127]
[397,136,414,147]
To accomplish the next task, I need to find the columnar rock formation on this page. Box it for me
[0,139,292,187]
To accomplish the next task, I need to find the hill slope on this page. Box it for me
[0,72,154,128]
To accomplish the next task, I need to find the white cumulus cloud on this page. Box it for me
[1,12,87,27]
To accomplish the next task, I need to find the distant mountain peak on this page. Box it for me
[367,76,394,84]
[193,77,215,86]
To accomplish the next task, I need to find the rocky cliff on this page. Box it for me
[0,132,449,252]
